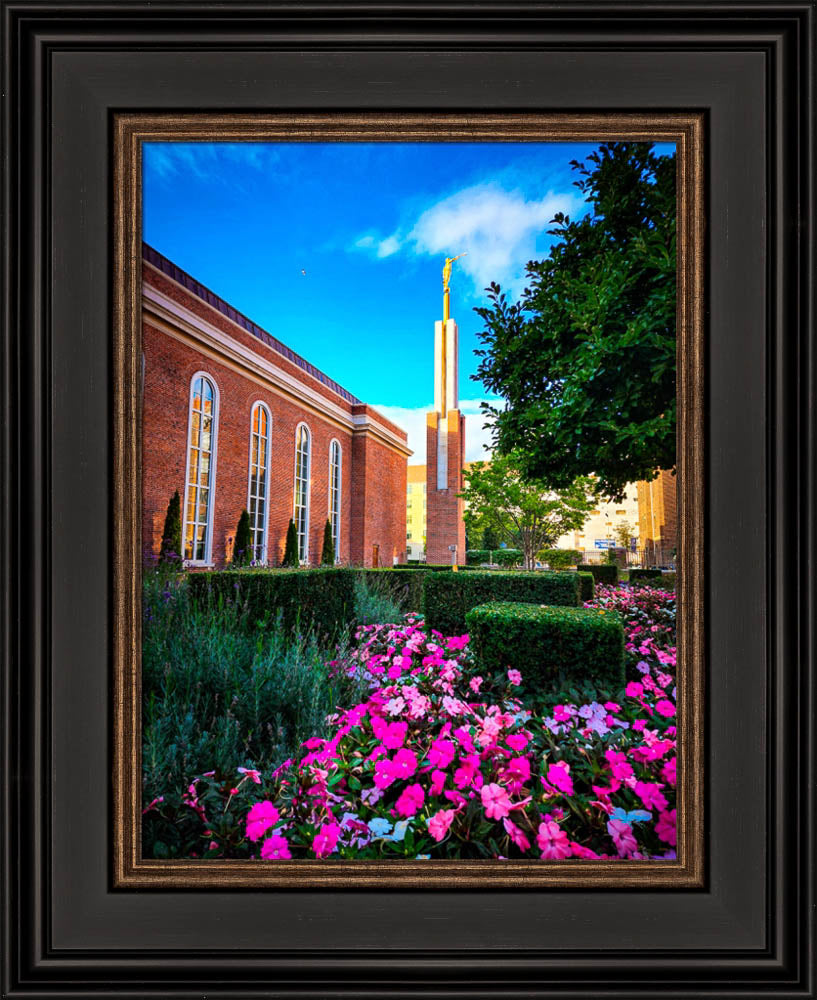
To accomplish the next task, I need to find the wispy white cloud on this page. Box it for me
[144,143,280,182]
[353,232,402,258]
[370,397,498,466]
[407,183,581,295]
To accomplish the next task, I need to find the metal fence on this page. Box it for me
[576,546,676,569]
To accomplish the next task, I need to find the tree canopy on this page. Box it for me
[459,452,598,570]
[474,142,676,501]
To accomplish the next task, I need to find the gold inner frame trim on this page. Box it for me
[113,112,705,889]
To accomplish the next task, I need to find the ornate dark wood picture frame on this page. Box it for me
[2,2,814,998]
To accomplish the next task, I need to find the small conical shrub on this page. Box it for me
[232,509,252,566]
[282,518,300,567]
[321,518,335,565]
[159,490,182,564]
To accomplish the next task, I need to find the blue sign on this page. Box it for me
[594,539,615,549]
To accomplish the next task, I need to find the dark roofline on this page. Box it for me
[142,242,362,406]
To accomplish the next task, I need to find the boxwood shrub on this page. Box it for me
[187,568,356,640]
[423,570,580,637]
[628,568,665,584]
[577,571,595,602]
[465,601,625,697]
[577,563,619,585]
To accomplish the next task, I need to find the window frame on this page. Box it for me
[328,438,342,564]
[246,400,272,566]
[182,370,219,567]
[293,421,312,565]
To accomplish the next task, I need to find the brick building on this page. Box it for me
[636,469,678,565]
[141,244,411,569]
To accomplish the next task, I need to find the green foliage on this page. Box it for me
[321,518,335,566]
[353,571,412,625]
[577,562,619,585]
[474,143,677,500]
[392,563,452,571]
[159,490,182,565]
[232,509,252,566]
[465,601,625,700]
[282,519,300,567]
[577,571,595,602]
[187,568,356,642]
[423,570,580,637]
[538,548,582,570]
[141,570,367,857]
[460,453,597,569]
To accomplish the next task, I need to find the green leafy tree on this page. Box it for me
[232,509,252,566]
[282,519,300,568]
[321,518,335,566]
[159,490,182,565]
[474,142,676,500]
[459,452,598,570]
[614,519,637,549]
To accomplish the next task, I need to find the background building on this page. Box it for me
[636,469,677,565]
[406,464,426,560]
[554,485,641,554]
[141,244,411,569]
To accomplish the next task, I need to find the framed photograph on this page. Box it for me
[3,2,815,998]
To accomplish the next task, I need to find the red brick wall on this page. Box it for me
[141,266,408,569]
[425,410,466,565]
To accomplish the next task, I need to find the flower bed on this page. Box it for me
[143,585,677,862]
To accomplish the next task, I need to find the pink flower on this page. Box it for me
[428,738,456,769]
[469,675,483,693]
[553,705,573,723]
[502,817,531,851]
[430,768,447,796]
[655,698,676,718]
[546,762,574,797]
[427,807,457,841]
[453,754,480,789]
[662,756,677,786]
[395,782,425,817]
[655,809,677,846]
[507,669,523,686]
[373,757,396,790]
[390,748,418,781]
[569,841,601,860]
[245,800,279,842]
[312,821,341,858]
[604,749,634,781]
[506,733,530,752]
[504,755,531,790]
[625,681,644,698]
[237,766,262,784]
[481,782,512,820]
[635,780,669,812]
[260,834,291,860]
[536,819,572,860]
[372,717,408,750]
[607,817,638,857]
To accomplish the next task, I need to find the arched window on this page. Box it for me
[183,373,218,563]
[247,402,271,564]
[328,439,342,563]
[293,423,311,564]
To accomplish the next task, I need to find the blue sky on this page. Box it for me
[143,140,673,463]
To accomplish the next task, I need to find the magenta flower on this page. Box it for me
[312,821,341,858]
[635,780,669,812]
[373,757,396,790]
[507,669,523,686]
[428,737,456,769]
[245,800,279,842]
[506,733,530,752]
[390,748,418,781]
[655,698,676,718]
[607,817,638,857]
[662,756,677,787]
[260,834,291,860]
[427,807,457,841]
[655,809,677,846]
[536,819,572,860]
[546,762,574,797]
[481,782,512,820]
[372,717,408,750]
[395,782,425,817]
[625,681,644,698]
[430,768,447,796]
[502,816,531,851]
[453,754,480,789]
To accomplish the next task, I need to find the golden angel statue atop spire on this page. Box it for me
[442,252,468,293]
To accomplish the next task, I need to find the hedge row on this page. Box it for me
[577,563,619,585]
[466,548,524,567]
[465,601,625,698]
[356,568,426,613]
[577,571,595,603]
[423,570,580,637]
[538,548,582,570]
[187,568,356,640]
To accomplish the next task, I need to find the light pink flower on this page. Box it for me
[481,782,512,820]
[469,675,483,693]
[245,800,279,842]
[260,834,291,860]
[507,669,522,686]
[237,767,262,784]
[427,807,457,841]
[537,819,572,859]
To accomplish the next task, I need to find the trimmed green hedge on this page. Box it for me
[577,563,619,585]
[628,568,664,584]
[538,548,582,570]
[424,570,580,637]
[393,563,452,572]
[187,568,356,639]
[577,571,595,602]
[356,568,426,613]
[466,601,625,697]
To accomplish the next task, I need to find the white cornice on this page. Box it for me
[142,277,412,458]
